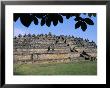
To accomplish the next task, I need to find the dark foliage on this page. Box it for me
[14,13,96,31]
[75,17,94,31]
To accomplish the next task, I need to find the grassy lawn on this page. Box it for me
[13,61,97,75]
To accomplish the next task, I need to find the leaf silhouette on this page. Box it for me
[84,18,94,25]
[74,13,80,17]
[33,13,46,18]
[93,13,96,17]
[41,18,45,26]
[88,13,92,17]
[20,14,32,27]
[14,13,96,31]
[46,18,51,27]
[33,18,38,25]
[66,14,71,19]
[14,14,20,22]
[58,15,63,23]
[61,13,67,16]
[81,22,87,31]
[31,15,38,25]
[75,21,82,29]
[74,17,82,21]
[53,19,58,26]
[83,13,86,15]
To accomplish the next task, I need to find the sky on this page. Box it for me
[14,14,97,44]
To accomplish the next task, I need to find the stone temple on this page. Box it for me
[13,32,97,64]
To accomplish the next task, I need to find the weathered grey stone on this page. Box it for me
[13,33,97,63]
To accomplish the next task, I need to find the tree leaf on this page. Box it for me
[75,13,80,17]
[75,21,82,29]
[74,17,82,21]
[20,14,32,27]
[83,13,86,15]
[61,13,67,16]
[41,18,45,26]
[84,18,94,25]
[48,14,59,26]
[14,14,20,22]
[33,13,46,18]
[53,19,58,26]
[66,15,71,19]
[93,13,96,17]
[14,13,96,31]
[46,18,51,27]
[81,22,87,31]
[58,15,63,23]
[88,13,92,17]
[33,18,38,25]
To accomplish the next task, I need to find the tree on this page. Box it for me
[14,13,96,31]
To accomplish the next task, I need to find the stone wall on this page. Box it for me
[14,52,80,63]
[14,48,70,54]
[34,53,69,60]
[14,54,32,62]
[13,33,97,64]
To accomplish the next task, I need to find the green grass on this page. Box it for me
[14,61,97,75]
